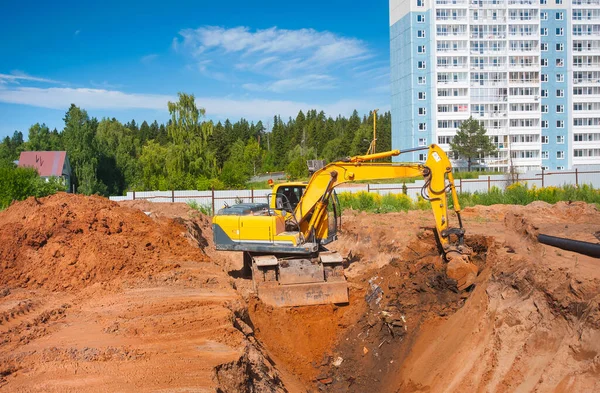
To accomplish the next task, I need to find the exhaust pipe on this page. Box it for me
[537,234,600,259]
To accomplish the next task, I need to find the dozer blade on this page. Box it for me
[257,281,349,308]
[446,251,478,291]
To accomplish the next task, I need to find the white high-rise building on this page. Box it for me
[390,0,600,171]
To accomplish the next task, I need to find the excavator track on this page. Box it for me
[250,252,349,307]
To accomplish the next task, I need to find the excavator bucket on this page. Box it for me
[251,253,349,307]
[445,251,478,291]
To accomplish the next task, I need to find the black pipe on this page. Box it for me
[537,234,600,259]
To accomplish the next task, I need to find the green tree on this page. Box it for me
[62,104,106,194]
[166,92,214,178]
[220,139,250,188]
[0,162,66,209]
[450,117,497,171]
[244,138,263,177]
[26,123,62,151]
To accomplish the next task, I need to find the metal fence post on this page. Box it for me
[211,187,215,216]
[541,168,545,188]
[251,188,254,203]
[459,178,463,193]
[367,183,370,193]
[575,168,579,186]
[487,176,491,192]
[171,190,175,203]
[133,190,136,200]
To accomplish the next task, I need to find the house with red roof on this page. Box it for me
[17,151,72,192]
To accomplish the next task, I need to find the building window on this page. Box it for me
[541,58,548,67]
[541,89,548,97]
[418,60,426,69]
[556,43,564,51]
[557,104,564,113]
[418,122,427,131]
[541,43,548,51]
[542,135,549,144]
[556,12,563,20]
[556,27,564,36]
[542,120,548,128]
[556,58,564,67]
[557,151,564,159]
[541,105,548,113]
[417,0,425,6]
[556,89,564,97]
[556,73,564,82]
[556,0,562,4]
[418,45,426,54]
[417,30,425,38]
[417,14,425,23]
[541,28,548,36]
[418,153,427,162]
[418,107,427,115]
[418,138,427,146]
[418,76,426,84]
[542,151,549,159]
[541,74,548,82]
[557,166,564,170]
[418,92,426,100]
[540,0,546,3]
[557,121,564,129]
[541,11,547,20]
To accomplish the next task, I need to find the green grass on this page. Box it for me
[454,183,600,208]
[186,200,213,216]
[337,184,600,214]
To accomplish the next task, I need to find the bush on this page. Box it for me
[186,200,213,216]
[339,184,600,214]
[0,163,66,209]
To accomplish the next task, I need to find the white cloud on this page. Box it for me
[90,80,123,89]
[173,26,373,90]
[0,72,61,85]
[141,54,158,64]
[0,86,382,122]
[242,74,335,93]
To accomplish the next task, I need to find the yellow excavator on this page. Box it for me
[212,144,478,307]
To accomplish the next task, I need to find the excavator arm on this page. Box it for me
[294,144,477,290]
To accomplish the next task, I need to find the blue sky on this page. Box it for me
[0,0,391,138]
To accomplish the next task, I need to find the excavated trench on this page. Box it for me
[213,203,600,393]
[213,232,493,392]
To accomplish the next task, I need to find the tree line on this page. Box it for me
[0,93,391,195]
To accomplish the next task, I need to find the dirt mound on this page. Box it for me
[0,193,208,291]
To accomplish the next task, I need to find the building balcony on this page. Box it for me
[436,17,469,23]
[470,34,507,39]
[470,81,508,87]
[471,49,507,55]
[436,33,469,39]
[470,1,506,8]
[471,17,507,23]
[573,78,600,85]
[437,0,469,6]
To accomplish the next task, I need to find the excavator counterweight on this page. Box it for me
[212,144,478,307]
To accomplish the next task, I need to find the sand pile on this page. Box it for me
[0,193,208,291]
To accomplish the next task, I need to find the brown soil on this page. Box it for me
[1,195,599,392]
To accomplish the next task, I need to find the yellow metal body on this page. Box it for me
[213,144,463,254]
[212,144,472,306]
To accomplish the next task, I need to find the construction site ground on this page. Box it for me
[1,193,599,392]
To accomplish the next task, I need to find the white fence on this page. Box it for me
[109,167,600,214]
